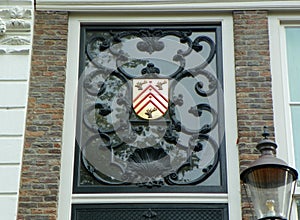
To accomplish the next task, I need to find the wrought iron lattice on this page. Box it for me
[72,204,229,220]
[74,25,226,193]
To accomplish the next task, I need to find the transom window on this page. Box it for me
[73,25,227,194]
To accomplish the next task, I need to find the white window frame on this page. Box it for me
[58,12,241,220]
[269,14,300,220]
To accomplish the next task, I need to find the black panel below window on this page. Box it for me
[72,203,228,220]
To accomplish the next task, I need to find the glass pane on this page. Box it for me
[74,25,226,193]
[286,27,300,102]
[291,106,300,174]
[297,199,300,219]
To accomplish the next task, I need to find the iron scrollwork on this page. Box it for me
[76,26,225,190]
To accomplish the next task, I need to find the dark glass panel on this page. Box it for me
[74,25,226,193]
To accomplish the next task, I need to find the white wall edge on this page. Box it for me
[16,0,35,203]
[36,1,300,12]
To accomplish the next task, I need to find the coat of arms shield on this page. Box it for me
[133,79,169,120]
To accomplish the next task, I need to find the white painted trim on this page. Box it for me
[72,193,228,204]
[269,14,300,171]
[0,193,18,196]
[57,17,80,220]
[290,102,300,105]
[58,13,241,220]
[36,0,300,12]
[0,134,23,138]
[269,15,292,164]
[70,12,228,24]
[221,14,242,220]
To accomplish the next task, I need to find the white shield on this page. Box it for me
[133,79,169,120]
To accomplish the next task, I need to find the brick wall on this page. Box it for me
[233,10,274,220]
[17,11,68,220]
[16,9,275,220]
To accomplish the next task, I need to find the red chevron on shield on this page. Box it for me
[133,79,169,120]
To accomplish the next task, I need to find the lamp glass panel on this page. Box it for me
[244,168,296,219]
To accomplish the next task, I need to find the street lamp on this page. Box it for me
[240,127,298,220]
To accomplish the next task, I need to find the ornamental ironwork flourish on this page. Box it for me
[75,26,225,190]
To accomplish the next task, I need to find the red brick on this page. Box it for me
[233,10,274,218]
[17,11,68,219]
